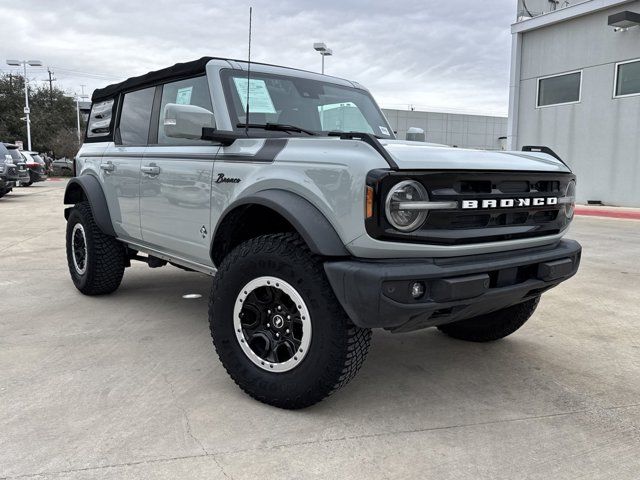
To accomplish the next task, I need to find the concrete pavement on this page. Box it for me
[1,181,639,479]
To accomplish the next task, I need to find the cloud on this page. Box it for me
[1,0,514,115]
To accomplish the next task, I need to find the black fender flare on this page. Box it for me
[63,175,116,237]
[213,189,349,258]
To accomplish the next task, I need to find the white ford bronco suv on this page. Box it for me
[64,57,581,409]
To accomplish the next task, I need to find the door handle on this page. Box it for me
[141,165,160,175]
[100,161,115,173]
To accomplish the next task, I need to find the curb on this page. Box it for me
[575,207,640,220]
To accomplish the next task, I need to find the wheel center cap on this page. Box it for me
[272,314,285,329]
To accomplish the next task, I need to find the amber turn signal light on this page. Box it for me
[365,186,374,218]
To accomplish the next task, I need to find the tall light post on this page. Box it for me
[313,43,332,74]
[65,92,88,145]
[6,59,43,151]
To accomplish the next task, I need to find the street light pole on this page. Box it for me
[75,96,81,145]
[66,92,87,145]
[6,59,43,151]
[313,43,333,74]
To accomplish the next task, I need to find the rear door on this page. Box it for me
[100,87,155,241]
[139,76,219,264]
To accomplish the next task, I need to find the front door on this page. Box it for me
[139,75,220,266]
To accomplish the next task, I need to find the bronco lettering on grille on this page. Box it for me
[461,197,558,209]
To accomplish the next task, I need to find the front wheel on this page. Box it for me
[437,297,540,342]
[65,202,126,295]
[209,233,372,409]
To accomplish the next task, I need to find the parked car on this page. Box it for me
[0,143,19,197]
[51,157,74,176]
[19,151,48,185]
[3,144,30,186]
[64,57,581,409]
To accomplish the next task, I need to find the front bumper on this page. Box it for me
[324,239,581,332]
[0,178,15,190]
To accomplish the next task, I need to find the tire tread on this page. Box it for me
[209,232,372,409]
[66,202,125,295]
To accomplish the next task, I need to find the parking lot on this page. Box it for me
[1,180,639,479]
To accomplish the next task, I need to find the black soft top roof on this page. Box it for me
[92,56,215,102]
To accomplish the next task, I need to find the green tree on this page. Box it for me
[0,73,82,156]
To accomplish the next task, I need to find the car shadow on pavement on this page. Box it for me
[76,267,584,418]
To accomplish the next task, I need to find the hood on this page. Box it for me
[380,140,571,173]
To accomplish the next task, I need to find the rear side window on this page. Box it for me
[6,147,23,162]
[87,99,115,138]
[118,87,155,145]
[157,76,213,145]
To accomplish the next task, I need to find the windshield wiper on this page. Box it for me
[327,130,384,140]
[237,123,318,136]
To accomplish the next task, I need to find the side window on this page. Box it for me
[157,76,213,145]
[118,87,155,145]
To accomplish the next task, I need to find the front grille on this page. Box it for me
[366,170,575,245]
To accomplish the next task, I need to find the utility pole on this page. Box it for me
[46,68,56,99]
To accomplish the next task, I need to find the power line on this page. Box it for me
[50,66,122,80]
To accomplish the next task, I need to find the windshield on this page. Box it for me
[221,70,394,139]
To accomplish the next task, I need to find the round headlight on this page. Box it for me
[385,180,429,232]
[564,180,576,219]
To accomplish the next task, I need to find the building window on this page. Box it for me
[537,71,582,107]
[614,59,640,98]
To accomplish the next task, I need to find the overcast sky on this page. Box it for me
[1,0,516,116]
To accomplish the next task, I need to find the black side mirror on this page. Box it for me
[202,127,239,146]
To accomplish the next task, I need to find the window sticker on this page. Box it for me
[379,126,389,136]
[176,86,193,105]
[233,78,277,114]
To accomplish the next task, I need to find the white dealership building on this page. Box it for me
[509,0,640,206]
[383,109,508,151]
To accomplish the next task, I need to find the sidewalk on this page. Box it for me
[575,204,640,220]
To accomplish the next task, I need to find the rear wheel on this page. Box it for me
[437,297,540,342]
[65,202,126,295]
[209,233,372,409]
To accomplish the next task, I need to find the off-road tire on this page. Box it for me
[65,201,126,295]
[209,233,372,409]
[437,297,540,342]
[0,189,6,198]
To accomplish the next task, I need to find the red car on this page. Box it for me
[20,150,48,186]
